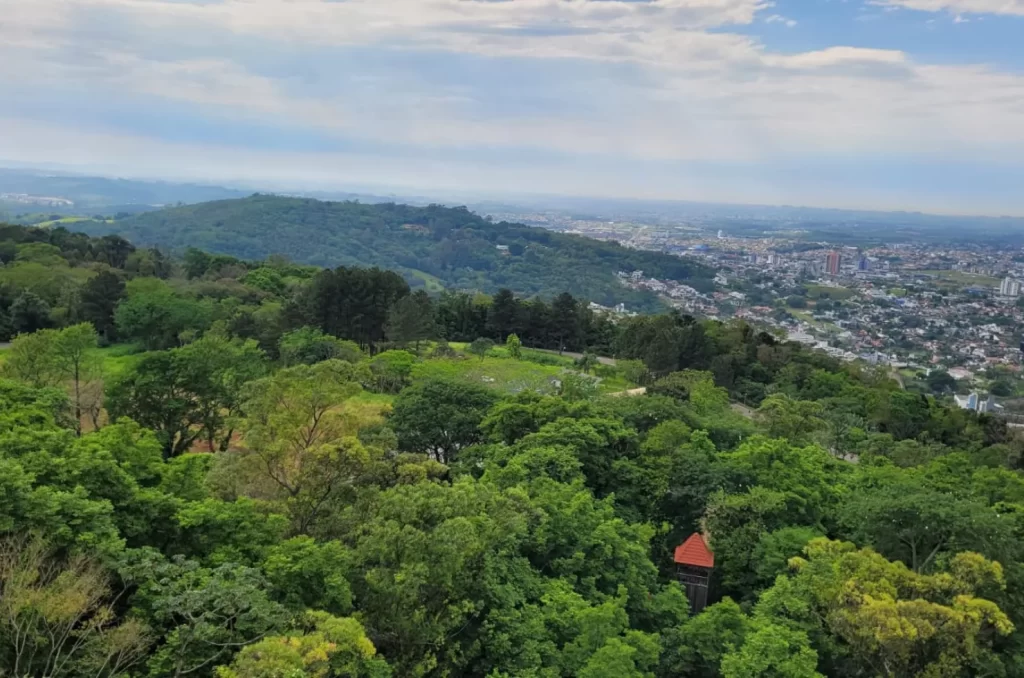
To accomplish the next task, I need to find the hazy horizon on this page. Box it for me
[6,162,1024,223]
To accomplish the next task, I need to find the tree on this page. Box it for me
[506,332,523,359]
[80,271,125,343]
[575,353,599,374]
[487,288,519,340]
[175,335,269,451]
[2,329,63,388]
[720,623,821,678]
[279,327,364,366]
[127,556,288,678]
[261,537,354,616]
[389,378,499,464]
[754,539,1013,677]
[990,379,1015,397]
[469,337,494,360]
[296,266,409,350]
[551,292,582,352]
[559,372,600,401]
[9,290,51,334]
[839,476,1014,573]
[619,359,651,387]
[385,290,435,353]
[0,536,151,678]
[239,360,371,534]
[647,372,692,401]
[106,336,267,457]
[3,324,102,434]
[114,278,209,351]
[755,394,826,445]
[926,369,957,395]
[54,323,101,435]
[366,350,415,394]
[95,235,134,269]
[659,598,750,678]
[215,612,390,678]
[674,370,730,416]
[106,351,202,458]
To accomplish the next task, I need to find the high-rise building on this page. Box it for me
[1000,277,1021,297]
[857,256,870,272]
[825,251,842,275]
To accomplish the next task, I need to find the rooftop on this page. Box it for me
[674,533,714,569]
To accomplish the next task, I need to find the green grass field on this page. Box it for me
[0,339,635,431]
[33,216,112,229]
[917,270,1000,288]
[407,269,446,293]
[789,309,840,334]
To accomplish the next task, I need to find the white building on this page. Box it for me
[999,277,1021,297]
[954,392,994,413]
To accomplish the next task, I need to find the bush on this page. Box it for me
[468,337,495,360]
[648,372,692,401]
[279,327,364,366]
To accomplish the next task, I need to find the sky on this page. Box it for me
[3,0,1024,215]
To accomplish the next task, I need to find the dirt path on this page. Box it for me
[535,349,617,366]
[730,402,756,418]
[610,387,647,397]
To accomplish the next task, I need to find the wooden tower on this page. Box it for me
[674,533,714,614]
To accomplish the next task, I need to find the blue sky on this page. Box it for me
[2,0,1024,214]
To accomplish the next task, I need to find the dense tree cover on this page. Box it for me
[3,333,1024,677]
[79,196,714,309]
[5,225,1024,676]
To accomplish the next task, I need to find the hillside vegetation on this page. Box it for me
[3,220,1024,676]
[79,195,712,309]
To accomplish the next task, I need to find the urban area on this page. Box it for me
[488,209,1024,420]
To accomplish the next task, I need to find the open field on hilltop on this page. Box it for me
[917,270,1001,288]
[34,216,113,228]
[789,309,841,334]
[408,269,447,293]
[425,343,631,394]
[0,340,636,437]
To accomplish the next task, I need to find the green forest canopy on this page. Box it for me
[1,221,1024,677]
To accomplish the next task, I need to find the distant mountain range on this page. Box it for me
[0,168,248,213]
[75,195,714,309]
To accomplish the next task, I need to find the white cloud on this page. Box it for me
[1,0,1023,192]
[872,0,1024,15]
[765,13,798,26]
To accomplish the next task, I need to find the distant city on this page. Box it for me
[485,206,1024,419]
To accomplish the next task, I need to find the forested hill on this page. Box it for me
[79,195,712,309]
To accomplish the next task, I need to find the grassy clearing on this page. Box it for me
[431,345,631,393]
[412,356,565,394]
[407,269,446,293]
[94,344,146,378]
[0,339,634,420]
[789,309,840,334]
[917,270,1000,288]
[34,216,112,228]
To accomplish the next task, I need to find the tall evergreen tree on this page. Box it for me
[80,271,125,343]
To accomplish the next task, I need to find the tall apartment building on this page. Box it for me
[1000,277,1021,297]
[825,251,842,276]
